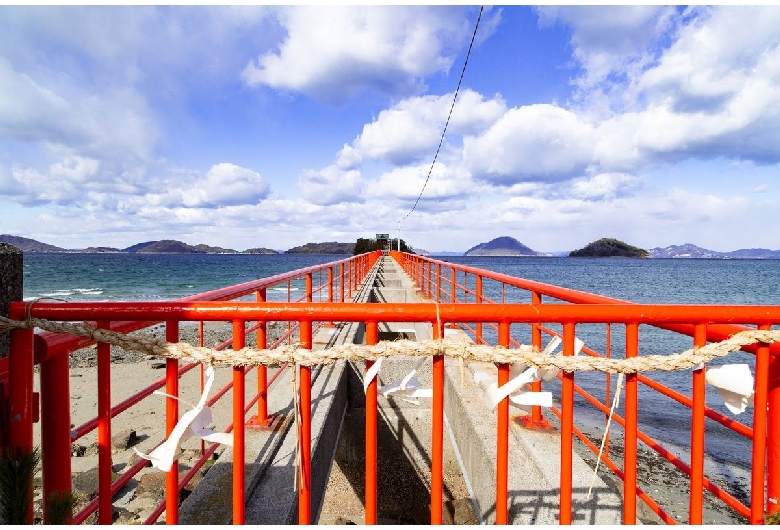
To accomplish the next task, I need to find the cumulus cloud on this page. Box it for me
[367,163,473,202]
[352,89,506,165]
[241,6,488,103]
[536,6,678,95]
[570,172,644,200]
[463,104,596,184]
[147,163,270,208]
[297,164,363,206]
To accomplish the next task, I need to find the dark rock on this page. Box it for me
[112,428,139,453]
[71,466,100,503]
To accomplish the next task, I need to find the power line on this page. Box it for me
[400,5,484,222]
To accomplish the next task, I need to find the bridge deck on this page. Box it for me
[179,256,627,525]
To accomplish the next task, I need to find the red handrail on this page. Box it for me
[6,250,779,525]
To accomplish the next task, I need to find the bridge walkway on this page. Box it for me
[179,256,626,525]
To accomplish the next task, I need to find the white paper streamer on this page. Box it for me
[134,366,233,472]
[705,363,755,415]
[483,336,583,409]
[376,356,433,403]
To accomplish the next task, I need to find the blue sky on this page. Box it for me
[1,5,779,253]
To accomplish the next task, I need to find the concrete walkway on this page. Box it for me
[179,255,625,525]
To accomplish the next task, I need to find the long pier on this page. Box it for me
[178,256,624,524]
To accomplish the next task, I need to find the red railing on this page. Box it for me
[5,250,780,525]
[5,251,379,525]
[398,251,780,524]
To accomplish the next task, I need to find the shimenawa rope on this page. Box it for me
[1,315,778,374]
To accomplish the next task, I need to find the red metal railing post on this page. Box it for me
[450,267,456,303]
[365,321,379,525]
[252,289,269,426]
[475,276,483,343]
[299,274,313,524]
[496,321,510,524]
[340,263,345,302]
[436,263,442,303]
[431,320,445,525]
[768,343,780,516]
[689,323,707,524]
[560,322,576,524]
[624,323,639,524]
[39,348,73,524]
[97,321,112,524]
[531,292,543,425]
[751,324,771,523]
[8,321,34,525]
[233,320,246,524]
[165,321,180,525]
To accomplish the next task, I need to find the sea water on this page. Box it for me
[20,252,780,490]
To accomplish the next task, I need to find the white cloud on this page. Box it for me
[571,172,643,200]
[241,6,485,103]
[297,164,363,206]
[367,163,473,202]
[536,5,678,94]
[463,104,596,184]
[352,89,506,165]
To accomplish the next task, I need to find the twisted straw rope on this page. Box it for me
[1,315,777,373]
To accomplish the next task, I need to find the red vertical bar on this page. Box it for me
[97,321,112,524]
[623,323,639,524]
[298,325,313,524]
[199,321,205,456]
[327,268,334,324]
[365,321,379,525]
[431,320,445,525]
[299,274,313,524]
[340,264,345,302]
[436,264,442,303]
[256,289,268,424]
[233,320,246,525]
[605,324,611,457]
[531,292,543,424]
[496,321,510,524]
[39,340,72,524]
[689,324,706,525]
[165,321,179,525]
[8,325,34,524]
[450,268,456,303]
[751,324,771,523]
[475,276,483,343]
[560,322,575,525]
[769,342,780,516]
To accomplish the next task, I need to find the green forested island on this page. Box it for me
[569,238,649,258]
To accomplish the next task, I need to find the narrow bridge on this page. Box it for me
[1,249,778,525]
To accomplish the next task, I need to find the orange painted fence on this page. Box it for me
[4,251,378,525]
[4,250,780,525]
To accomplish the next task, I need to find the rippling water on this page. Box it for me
[22,252,780,486]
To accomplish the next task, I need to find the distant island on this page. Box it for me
[464,236,549,257]
[285,242,354,254]
[0,234,278,255]
[570,238,649,258]
[6,233,780,259]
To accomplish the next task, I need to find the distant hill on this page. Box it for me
[285,242,354,254]
[570,238,649,258]
[243,247,280,255]
[81,246,122,253]
[649,244,726,259]
[649,244,780,259]
[0,234,66,252]
[121,240,237,253]
[465,236,546,257]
